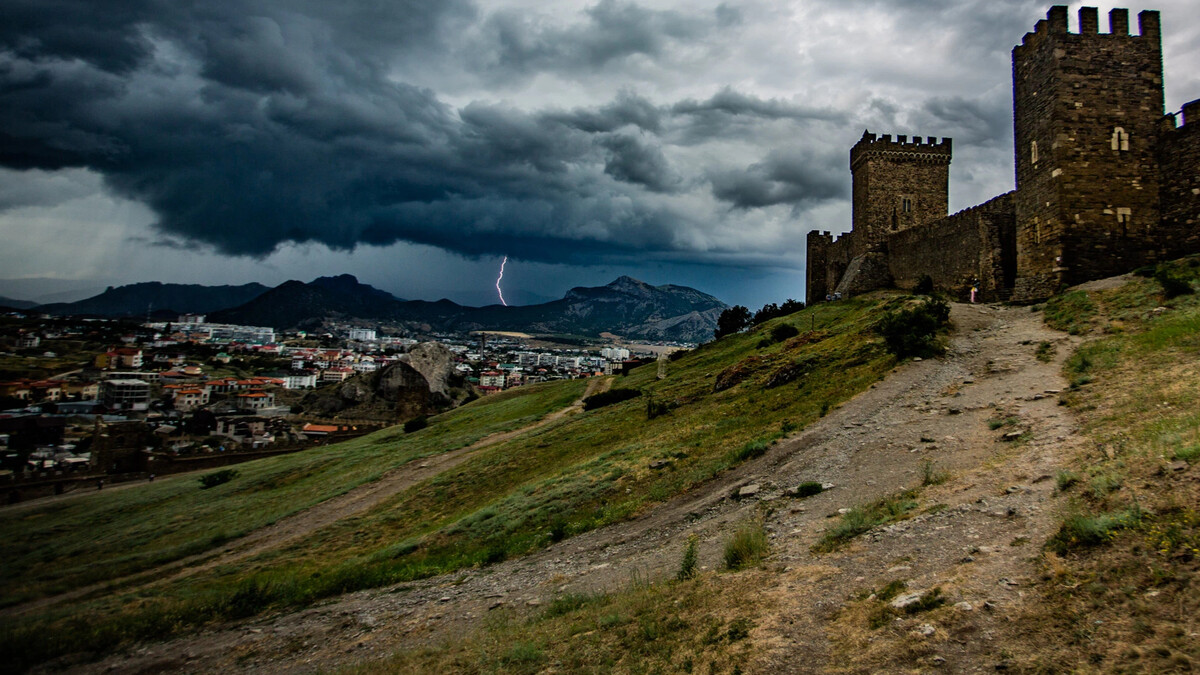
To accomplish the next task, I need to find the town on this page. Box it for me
[0,310,686,501]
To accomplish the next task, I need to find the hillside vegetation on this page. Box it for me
[1008,258,1200,670]
[0,293,923,670]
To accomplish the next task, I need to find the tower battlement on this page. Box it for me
[1019,6,1159,46]
[849,131,952,171]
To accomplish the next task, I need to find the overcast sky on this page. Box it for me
[2,0,1197,308]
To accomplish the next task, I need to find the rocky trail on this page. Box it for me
[60,303,1081,674]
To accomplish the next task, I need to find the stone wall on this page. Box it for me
[887,193,1016,301]
[1158,100,1200,256]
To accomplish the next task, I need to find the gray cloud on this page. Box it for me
[710,148,845,209]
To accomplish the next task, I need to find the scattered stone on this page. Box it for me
[526,599,541,607]
[1002,431,1023,441]
[1006,486,1021,494]
[917,624,936,636]
[738,484,761,498]
[886,565,911,574]
[821,482,835,490]
[931,655,947,665]
[439,596,451,603]
[913,357,923,362]
[1169,460,1189,472]
[983,601,997,611]
[648,459,671,470]
[837,508,851,515]
[955,602,974,611]
[947,408,962,415]
[890,591,927,611]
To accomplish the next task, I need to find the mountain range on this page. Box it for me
[28,275,728,343]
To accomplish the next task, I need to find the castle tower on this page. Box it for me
[1011,6,1165,301]
[850,131,952,252]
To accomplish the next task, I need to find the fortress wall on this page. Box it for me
[1158,100,1200,256]
[887,193,1016,301]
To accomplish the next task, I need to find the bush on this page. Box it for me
[769,323,800,343]
[727,439,768,465]
[794,481,824,498]
[582,388,641,410]
[1154,265,1194,299]
[723,520,768,570]
[677,535,699,581]
[876,296,951,358]
[198,469,238,490]
[403,415,428,433]
[1046,509,1140,554]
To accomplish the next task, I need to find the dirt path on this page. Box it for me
[7,377,612,620]
[60,306,1081,674]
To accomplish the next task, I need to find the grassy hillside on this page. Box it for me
[1010,258,1200,670]
[1,293,919,669]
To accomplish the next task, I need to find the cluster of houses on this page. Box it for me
[0,312,676,484]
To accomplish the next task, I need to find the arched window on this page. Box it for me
[1031,141,1039,165]
[1111,127,1129,151]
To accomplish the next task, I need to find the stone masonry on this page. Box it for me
[806,6,1200,306]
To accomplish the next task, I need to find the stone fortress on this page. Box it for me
[806,6,1200,305]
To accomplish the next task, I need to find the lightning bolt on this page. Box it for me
[496,256,509,306]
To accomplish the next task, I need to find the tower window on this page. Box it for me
[1031,141,1039,165]
[1111,127,1129,152]
[1116,208,1132,236]
[901,197,913,213]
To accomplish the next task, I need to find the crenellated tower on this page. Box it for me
[1011,6,1165,301]
[850,131,952,252]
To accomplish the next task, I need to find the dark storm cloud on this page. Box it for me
[0,0,855,268]
[600,134,681,193]
[921,95,1011,147]
[709,148,845,209]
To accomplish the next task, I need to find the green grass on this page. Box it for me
[1043,290,1097,335]
[0,295,902,668]
[723,520,768,570]
[0,379,587,609]
[813,488,921,552]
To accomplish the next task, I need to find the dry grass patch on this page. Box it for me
[341,572,775,675]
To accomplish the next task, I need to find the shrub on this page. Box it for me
[677,535,699,581]
[1055,470,1080,491]
[914,274,934,295]
[1154,265,1194,299]
[876,296,951,358]
[645,396,673,419]
[769,323,800,343]
[1034,341,1055,362]
[920,461,949,486]
[727,440,768,465]
[1047,509,1140,554]
[198,469,238,489]
[723,520,768,570]
[582,388,641,410]
[403,415,427,433]
[794,481,824,498]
